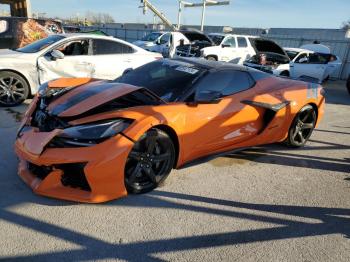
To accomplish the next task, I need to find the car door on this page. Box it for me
[236,37,250,64]
[325,54,342,78]
[290,52,328,82]
[183,70,262,161]
[90,39,137,80]
[37,38,94,84]
[154,33,171,57]
[221,36,237,62]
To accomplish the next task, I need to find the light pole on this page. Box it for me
[180,1,230,32]
[200,0,206,31]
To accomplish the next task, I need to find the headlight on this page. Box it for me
[50,119,133,147]
[60,119,132,140]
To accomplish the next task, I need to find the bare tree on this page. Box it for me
[85,11,115,25]
[341,19,350,30]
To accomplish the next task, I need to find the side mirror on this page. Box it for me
[51,49,64,60]
[222,44,230,48]
[195,90,222,104]
[155,39,161,45]
[122,68,133,76]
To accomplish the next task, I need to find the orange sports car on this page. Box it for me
[15,58,325,203]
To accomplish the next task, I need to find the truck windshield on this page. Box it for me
[115,60,204,102]
[209,35,225,45]
[16,35,65,53]
[142,32,162,41]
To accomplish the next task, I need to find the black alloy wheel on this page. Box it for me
[0,72,29,107]
[285,104,317,147]
[125,128,175,194]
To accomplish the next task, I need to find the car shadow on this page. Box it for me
[0,190,349,261]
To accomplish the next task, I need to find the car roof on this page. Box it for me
[172,57,249,71]
[284,47,308,53]
[61,33,114,39]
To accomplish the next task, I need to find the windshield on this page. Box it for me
[115,60,204,102]
[285,50,299,60]
[209,35,225,45]
[142,32,162,41]
[16,35,65,53]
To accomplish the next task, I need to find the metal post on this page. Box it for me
[200,0,206,31]
[177,1,182,30]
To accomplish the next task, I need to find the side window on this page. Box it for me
[308,53,328,64]
[196,70,254,97]
[0,20,8,34]
[295,53,309,63]
[222,36,236,47]
[56,40,90,56]
[237,37,248,48]
[93,39,134,55]
[159,33,170,45]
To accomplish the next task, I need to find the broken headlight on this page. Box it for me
[51,119,133,147]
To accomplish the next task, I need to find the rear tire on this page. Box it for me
[0,71,29,107]
[284,105,317,148]
[124,128,175,194]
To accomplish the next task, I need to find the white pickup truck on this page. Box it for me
[135,30,214,58]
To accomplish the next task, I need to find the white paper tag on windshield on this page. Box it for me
[175,66,199,75]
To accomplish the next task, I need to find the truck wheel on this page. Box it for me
[0,71,29,107]
[206,56,217,61]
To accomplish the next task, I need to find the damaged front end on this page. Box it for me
[244,38,290,75]
[15,78,164,202]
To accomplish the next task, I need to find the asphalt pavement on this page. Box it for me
[0,80,349,261]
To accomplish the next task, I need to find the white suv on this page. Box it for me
[200,33,256,64]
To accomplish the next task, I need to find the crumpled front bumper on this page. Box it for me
[15,128,134,203]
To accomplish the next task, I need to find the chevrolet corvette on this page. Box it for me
[15,58,325,203]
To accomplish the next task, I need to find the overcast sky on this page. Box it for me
[23,0,350,28]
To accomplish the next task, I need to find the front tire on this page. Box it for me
[206,55,217,61]
[280,70,290,77]
[0,71,29,107]
[284,105,317,147]
[124,128,175,194]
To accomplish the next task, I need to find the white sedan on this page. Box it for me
[0,34,162,106]
[285,45,341,82]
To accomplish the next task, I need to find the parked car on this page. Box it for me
[15,58,325,203]
[245,43,341,83]
[287,44,341,82]
[149,29,214,58]
[132,31,165,50]
[0,33,162,106]
[0,16,64,49]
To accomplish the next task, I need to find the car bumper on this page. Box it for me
[15,128,134,203]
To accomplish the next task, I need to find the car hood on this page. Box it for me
[44,78,164,118]
[250,38,289,58]
[0,48,23,58]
